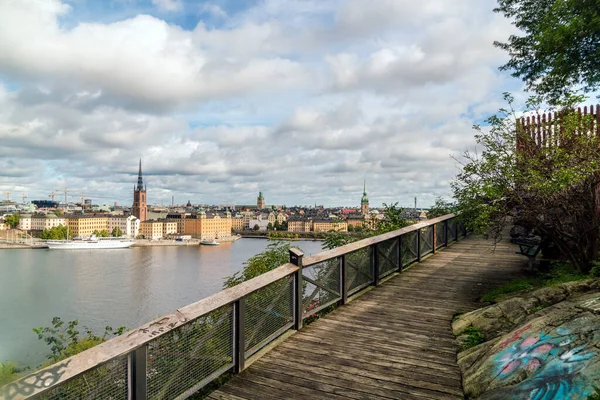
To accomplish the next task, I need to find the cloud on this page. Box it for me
[0,0,524,208]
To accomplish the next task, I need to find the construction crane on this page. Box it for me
[19,194,27,204]
[55,188,80,211]
[4,192,11,201]
[49,192,57,201]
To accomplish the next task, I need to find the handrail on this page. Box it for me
[303,213,455,266]
[0,213,464,400]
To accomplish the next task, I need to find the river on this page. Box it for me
[0,239,324,368]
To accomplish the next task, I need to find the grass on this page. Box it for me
[460,327,486,350]
[481,261,589,303]
[0,362,20,385]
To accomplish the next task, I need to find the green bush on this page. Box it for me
[0,362,20,385]
[460,327,485,350]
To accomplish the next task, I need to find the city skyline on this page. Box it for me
[0,0,523,208]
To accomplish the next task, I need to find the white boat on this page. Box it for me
[200,239,220,246]
[46,236,135,250]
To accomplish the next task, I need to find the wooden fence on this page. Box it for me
[0,214,465,400]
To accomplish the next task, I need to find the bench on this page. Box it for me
[510,237,543,271]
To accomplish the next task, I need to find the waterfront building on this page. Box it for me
[132,159,148,222]
[66,215,109,238]
[184,209,232,240]
[312,218,348,233]
[346,214,366,229]
[18,214,31,231]
[31,214,66,231]
[107,215,140,238]
[139,220,163,240]
[361,179,369,215]
[248,214,269,231]
[165,212,187,234]
[160,220,178,237]
[288,217,312,233]
[257,191,265,209]
[231,215,245,231]
[276,212,288,225]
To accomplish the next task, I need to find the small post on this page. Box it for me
[372,244,380,286]
[432,224,437,254]
[444,220,449,247]
[234,298,246,373]
[340,255,348,305]
[397,235,403,272]
[417,229,422,262]
[289,248,304,330]
[130,345,147,400]
[454,219,459,241]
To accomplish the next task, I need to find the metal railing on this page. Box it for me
[0,214,466,400]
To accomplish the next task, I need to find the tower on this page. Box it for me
[361,179,369,215]
[257,191,265,209]
[133,159,148,222]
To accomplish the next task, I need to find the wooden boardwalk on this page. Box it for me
[209,236,526,400]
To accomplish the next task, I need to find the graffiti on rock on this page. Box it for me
[491,326,596,400]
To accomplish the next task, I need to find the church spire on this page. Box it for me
[136,159,144,191]
[363,178,366,195]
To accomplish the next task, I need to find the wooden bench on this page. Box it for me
[511,237,543,271]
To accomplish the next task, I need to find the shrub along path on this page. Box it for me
[208,236,525,400]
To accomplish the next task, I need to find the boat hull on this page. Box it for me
[46,239,134,250]
[200,241,220,246]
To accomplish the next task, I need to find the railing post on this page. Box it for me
[444,220,449,247]
[432,224,437,254]
[340,255,348,305]
[417,229,422,262]
[289,248,304,330]
[130,345,147,400]
[397,235,403,272]
[454,219,459,241]
[372,244,380,286]
[234,298,246,374]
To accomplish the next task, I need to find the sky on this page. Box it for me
[0,0,526,208]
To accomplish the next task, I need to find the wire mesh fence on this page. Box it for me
[377,238,399,278]
[435,222,446,250]
[244,275,294,358]
[31,355,128,400]
[146,305,234,400]
[401,230,419,267]
[420,226,434,257]
[447,218,457,242]
[301,259,341,319]
[346,247,372,296]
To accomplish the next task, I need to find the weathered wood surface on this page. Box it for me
[209,235,525,400]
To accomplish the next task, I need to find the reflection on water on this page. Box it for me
[0,239,324,367]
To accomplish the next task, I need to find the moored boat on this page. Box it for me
[200,239,220,246]
[46,236,134,250]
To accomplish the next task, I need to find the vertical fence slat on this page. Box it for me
[130,346,147,400]
[340,255,348,305]
[289,248,304,331]
[372,244,380,286]
[417,228,422,262]
[398,235,403,271]
[234,299,246,374]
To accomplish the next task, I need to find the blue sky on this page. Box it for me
[0,0,530,208]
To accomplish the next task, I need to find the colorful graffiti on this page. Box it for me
[490,326,596,400]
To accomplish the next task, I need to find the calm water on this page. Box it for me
[0,239,324,368]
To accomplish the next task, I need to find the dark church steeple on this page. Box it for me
[136,159,144,192]
[133,159,148,222]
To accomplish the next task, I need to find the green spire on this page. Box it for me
[361,178,368,204]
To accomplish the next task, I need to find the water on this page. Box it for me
[0,239,324,368]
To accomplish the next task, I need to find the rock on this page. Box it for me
[497,298,528,325]
[531,286,567,305]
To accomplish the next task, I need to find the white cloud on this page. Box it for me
[0,0,525,207]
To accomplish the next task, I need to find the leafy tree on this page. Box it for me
[452,93,600,272]
[92,229,109,237]
[4,214,19,229]
[253,224,260,231]
[111,227,123,237]
[41,225,71,240]
[374,203,410,234]
[223,241,297,288]
[273,221,281,230]
[33,317,126,364]
[267,222,273,231]
[347,224,355,232]
[428,197,457,218]
[494,0,600,103]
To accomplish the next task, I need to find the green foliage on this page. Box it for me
[459,327,486,350]
[223,241,297,289]
[266,222,273,231]
[453,93,600,272]
[33,317,126,364]
[252,224,260,231]
[494,0,600,103]
[40,225,71,240]
[3,214,20,228]
[111,227,123,237]
[322,231,361,250]
[0,362,21,385]
[92,229,109,237]
[374,202,410,234]
[590,262,600,277]
[428,197,457,218]
[481,261,589,302]
[587,387,600,400]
